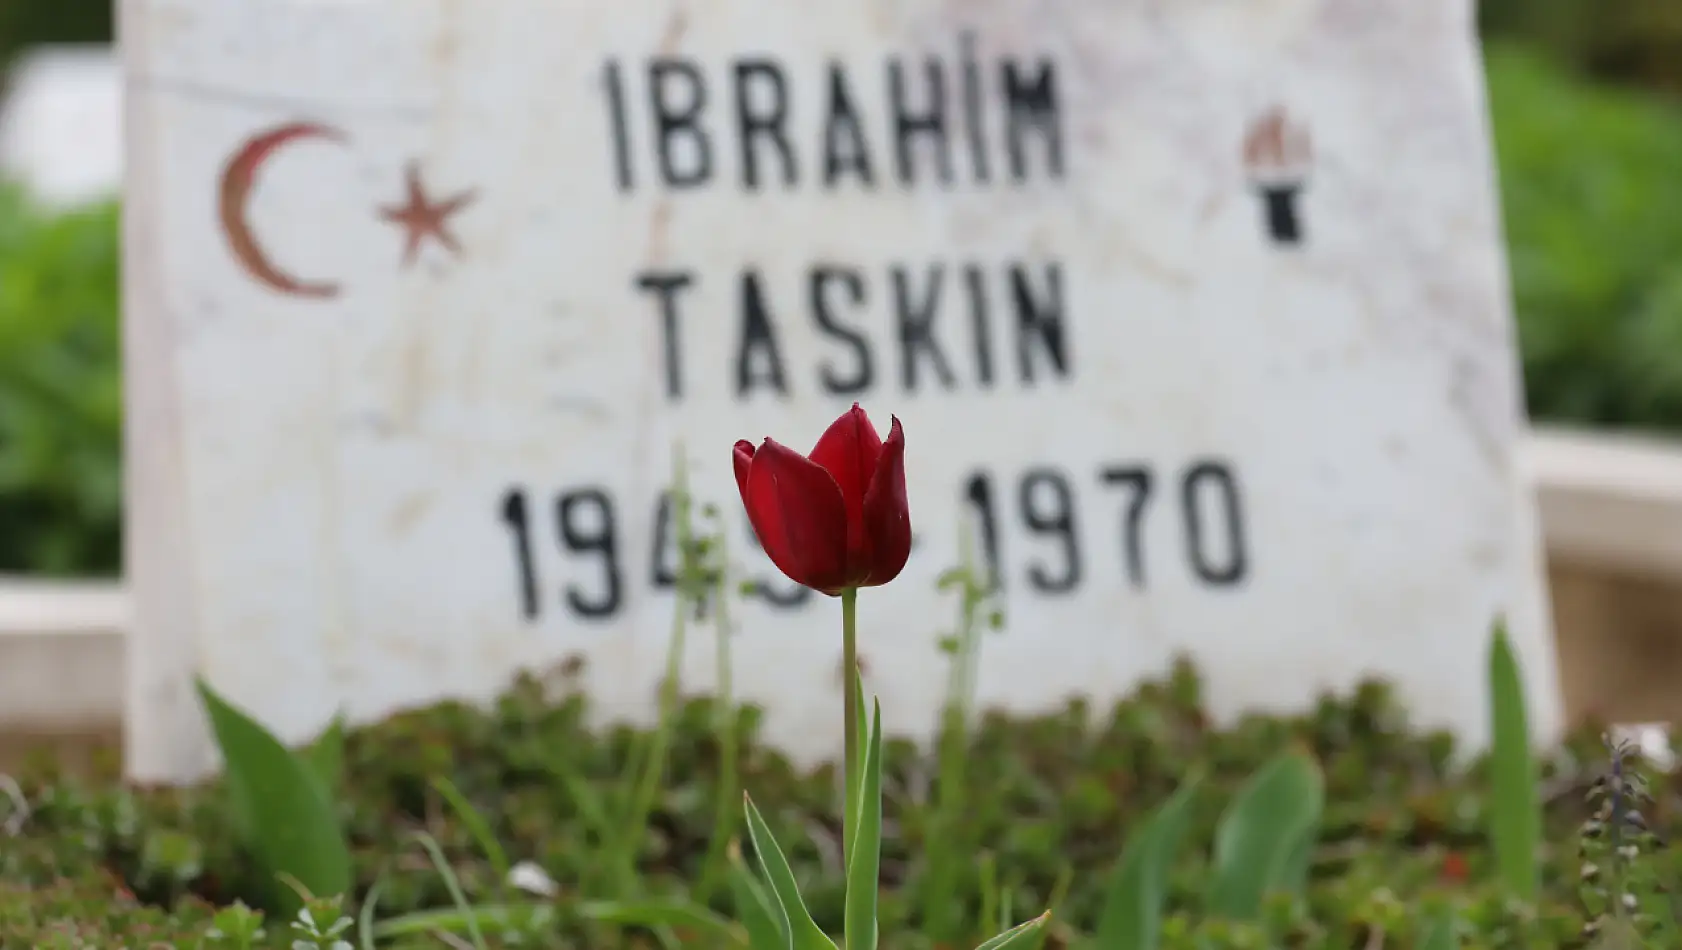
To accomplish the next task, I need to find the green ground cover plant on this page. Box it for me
[2,618,1677,947]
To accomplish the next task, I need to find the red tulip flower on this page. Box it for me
[733,403,911,596]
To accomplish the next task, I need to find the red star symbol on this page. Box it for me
[377,161,476,267]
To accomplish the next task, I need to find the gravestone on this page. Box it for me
[123,0,1563,782]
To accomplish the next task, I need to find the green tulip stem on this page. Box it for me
[841,585,860,873]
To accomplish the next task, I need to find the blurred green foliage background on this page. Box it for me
[1478,0,1682,96]
[0,6,1680,576]
[0,186,119,575]
[1489,45,1682,430]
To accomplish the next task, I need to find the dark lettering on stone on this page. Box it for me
[963,263,995,387]
[634,270,695,400]
[893,263,956,391]
[821,62,875,188]
[1011,262,1069,383]
[810,265,874,394]
[1002,59,1063,182]
[888,57,953,186]
[735,269,790,398]
[602,59,635,192]
[733,57,796,191]
[959,32,990,185]
[649,57,711,188]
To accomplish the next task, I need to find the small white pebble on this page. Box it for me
[508,860,559,898]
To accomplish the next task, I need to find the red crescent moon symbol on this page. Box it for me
[218,122,349,299]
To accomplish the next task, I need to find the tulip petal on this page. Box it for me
[745,438,852,594]
[809,403,884,569]
[733,440,756,502]
[860,416,911,587]
[810,403,884,509]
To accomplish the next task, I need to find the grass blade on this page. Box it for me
[194,679,352,916]
[743,794,838,950]
[973,912,1051,950]
[408,830,489,950]
[977,853,999,942]
[1204,751,1324,921]
[374,905,553,940]
[358,873,385,950]
[1488,620,1541,902]
[924,537,988,943]
[697,530,742,903]
[431,775,512,883]
[1092,772,1202,950]
[997,881,1013,937]
[921,703,969,942]
[614,453,695,897]
[844,698,883,950]
[579,898,749,947]
[1023,867,1072,950]
[546,753,614,836]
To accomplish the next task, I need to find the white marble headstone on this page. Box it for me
[122,0,1561,782]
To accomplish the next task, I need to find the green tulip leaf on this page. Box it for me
[1420,907,1459,950]
[303,710,346,793]
[1205,750,1324,921]
[195,678,352,916]
[973,912,1051,950]
[1092,772,1202,950]
[844,698,884,950]
[853,671,869,774]
[729,842,790,950]
[844,667,868,873]
[1488,621,1541,902]
[1275,815,1317,897]
[744,794,838,950]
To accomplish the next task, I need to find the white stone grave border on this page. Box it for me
[1,425,1679,738]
